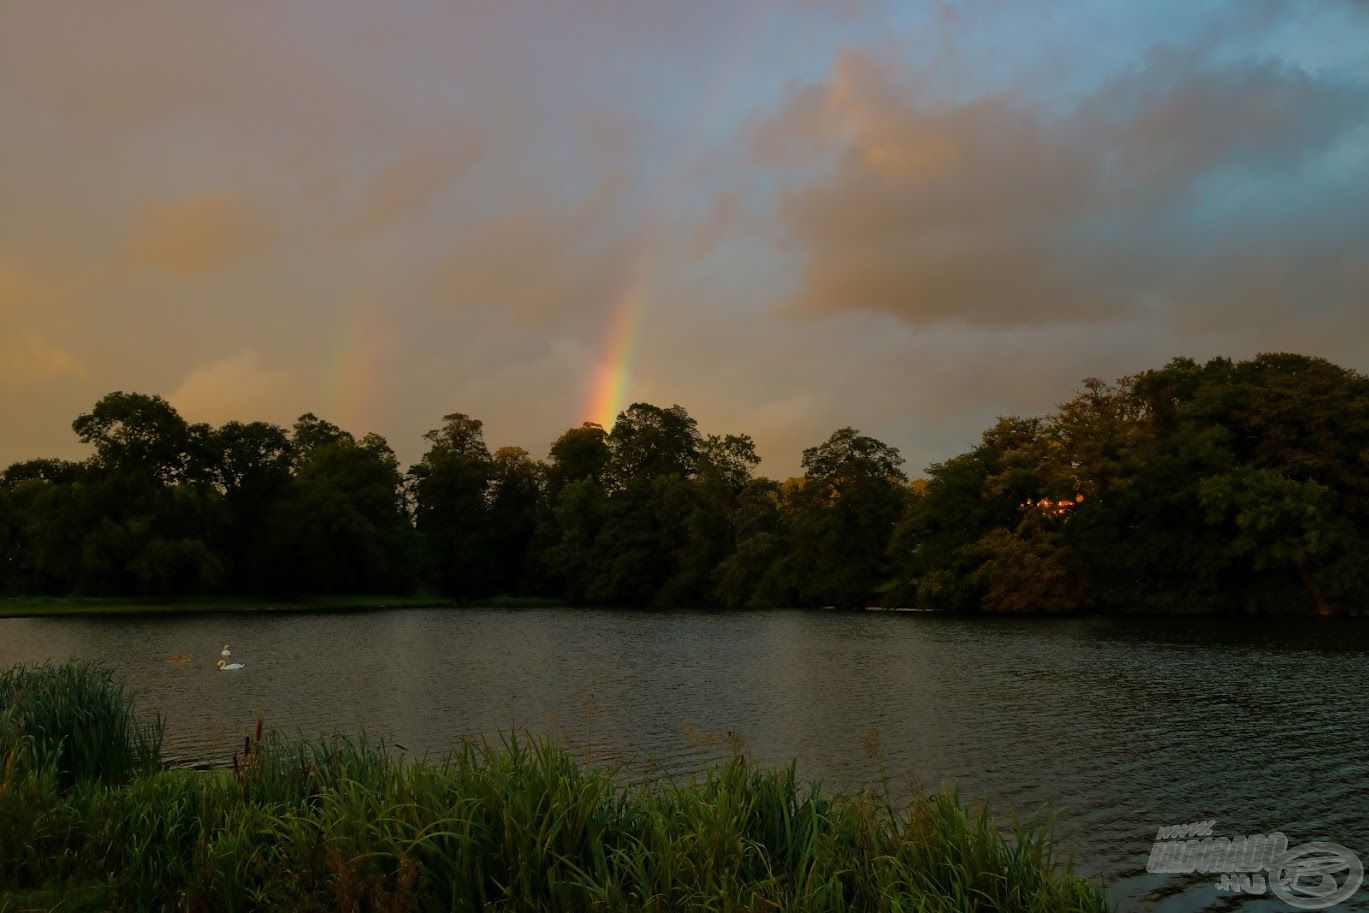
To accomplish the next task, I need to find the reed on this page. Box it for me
[0,663,1111,913]
[0,661,162,787]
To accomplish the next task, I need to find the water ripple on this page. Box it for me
[2,608,1367,911]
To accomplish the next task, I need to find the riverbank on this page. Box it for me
[0,661,1111,913]
[0,594,567,619]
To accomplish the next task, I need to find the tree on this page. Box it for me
[263,426,414,595]
[603,403,700,490]
[7,356,1369,614]
[698,434,760,491]
[408,413,494,597]
[0,459,81,487]
[546,423,609,497]
[200,421,293,591]
[549,477,608,602]
[290,413,350,465]
[66,393,224,595]
[801,427,904,486]
[789,428,908,608]
[891,415,1060,612]
[72,392,191,484]
[713,479,795,608]
[661,434,761,605]
[893,354,1369,615]
[561,403,709,604]
[0,460,84,593]
[488,446,547,593]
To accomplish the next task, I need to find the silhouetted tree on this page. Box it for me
[408,413,494,597]
[788,428,908,607]
[6,354,1369,614]
[546,423,609,497]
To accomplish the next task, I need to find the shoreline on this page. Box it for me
[2,595,1362,620]
[0,594,568,619]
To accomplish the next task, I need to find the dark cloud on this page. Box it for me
[760,47,1369,328]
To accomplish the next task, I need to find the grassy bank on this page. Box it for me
[0,662,1110,913]
[0,594,568,619]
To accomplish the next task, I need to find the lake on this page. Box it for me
[2,607,1366,911]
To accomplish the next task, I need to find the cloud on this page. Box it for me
[0,257,44,316]
[129,194,274,275]
[0,257,87,389]
[758,48,1369,328]
[342,143,482,237]
[690,192,742,258]
[168,350,295,426]
[1,0,1367,479]
[0,2,348,133]
[1081,48,1363,195]
[0,330,86,390]
[423,177,636,324]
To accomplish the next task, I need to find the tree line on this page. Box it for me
[2,353,1366,614]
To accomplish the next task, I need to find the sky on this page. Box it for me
[2,0,1367,477]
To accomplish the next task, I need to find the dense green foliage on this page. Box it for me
[1,401,415,598]
[891,354,1369,615]
[0,394,908,608]
[2,353,1366,613]
[0,662,1109,913]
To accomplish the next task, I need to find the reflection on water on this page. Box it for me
[2,607,1367,912]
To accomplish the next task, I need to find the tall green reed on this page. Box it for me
[0,661,162,787]
[0,662,1112,913]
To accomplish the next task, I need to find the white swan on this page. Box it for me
[221,644,232,658]
[217,660,245,671]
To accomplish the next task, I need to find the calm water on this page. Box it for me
[2,607,1366,911]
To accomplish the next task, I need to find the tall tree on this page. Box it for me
[408,413,494,597]
[258,420,414,595]
[713,478,794,608]
[889,417,1041,612]
[73,392,192,484]
[546,423,609,497]
[790,428,908,608]
[67,393,224,595]
[660,434,761,605]
[488,446,546,593]
[603,403,700,490]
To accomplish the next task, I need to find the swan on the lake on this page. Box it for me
[221,644,232,658]
[217,660,245,671]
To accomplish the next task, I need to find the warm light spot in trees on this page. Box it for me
[1021,493,1086,518]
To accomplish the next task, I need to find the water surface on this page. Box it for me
[2,607,1366,912]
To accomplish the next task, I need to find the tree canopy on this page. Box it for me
[890,354,1369,615]
[3,353,1366,614]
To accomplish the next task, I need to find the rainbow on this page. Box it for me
[584,272,648,429]
[318,7,777,435]
[576,6,778,431]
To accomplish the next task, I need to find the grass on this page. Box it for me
[0,662,1111,913]
[0,594,568,619]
